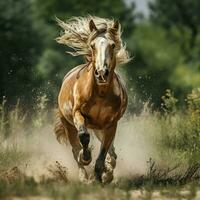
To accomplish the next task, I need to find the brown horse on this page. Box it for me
[54,16,130,183]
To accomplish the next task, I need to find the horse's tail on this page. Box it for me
[54,110,68,144]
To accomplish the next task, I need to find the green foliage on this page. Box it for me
[0,97,26,139]
[0,148,27,172]
[33,0,136,34]
[32,94,48,128]
[145,0,200,107]
[0,97,7,139]
[158,88,200,164]
[149,0,200,48]
[125,24,183,109]
[187,88,200,114]
[34,49,78,102]
[0,0,44,105]
[161,89,178,115]
[169,64,200,96]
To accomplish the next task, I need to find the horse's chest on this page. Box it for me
[82,95,121,128]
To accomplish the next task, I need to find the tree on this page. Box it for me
[146,0,200,107]
[33,0,136,36]
[149,0,200,49]
[125,24,184,110]
[0,0,44,105]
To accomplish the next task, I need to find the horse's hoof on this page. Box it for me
[79,167,88,183]
[102,170,114,184]
[106,155,116,168]
[78,149,92,166]
[94,161,105,182]
[102,161,114,184]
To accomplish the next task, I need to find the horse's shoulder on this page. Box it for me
[62,63,88,82]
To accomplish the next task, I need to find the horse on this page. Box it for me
[54,16,130,183]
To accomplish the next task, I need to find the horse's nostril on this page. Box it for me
[95,69,98,76]
[105,69,109,76]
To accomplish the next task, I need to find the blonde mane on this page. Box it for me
[56,16,130,65]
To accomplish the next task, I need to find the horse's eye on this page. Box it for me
[111,43,115,49]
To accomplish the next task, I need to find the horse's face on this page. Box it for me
[90,36,116,84]
[89,20,119,85]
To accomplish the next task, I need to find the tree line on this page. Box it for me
[0,0,200,112]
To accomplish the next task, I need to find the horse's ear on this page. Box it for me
[113,20,119,31]
[89,19,97,32]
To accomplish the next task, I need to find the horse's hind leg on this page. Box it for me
[94,123,117,183]
[60,117,88,182]
[94,130,117,183]
[94,130,117,167]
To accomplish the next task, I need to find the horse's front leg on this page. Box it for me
[60,116,88,182]
[95,123,117,183]
[73,108,92,165]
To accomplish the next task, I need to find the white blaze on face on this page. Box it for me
[95,37,109,73]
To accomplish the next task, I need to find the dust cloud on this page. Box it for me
[14,111,158,181]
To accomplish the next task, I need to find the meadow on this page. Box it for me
[0,88,199,200]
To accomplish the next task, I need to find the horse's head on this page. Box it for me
[89,20,119,85]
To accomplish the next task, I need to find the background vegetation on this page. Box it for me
[1,0,200,110]
[0,89,199,199]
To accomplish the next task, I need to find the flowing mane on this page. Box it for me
[56,16,130,65]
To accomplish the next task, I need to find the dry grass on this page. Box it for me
[0,88,199,199]
[47,161,69,183]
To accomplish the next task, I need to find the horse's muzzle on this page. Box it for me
[94,69,109,84]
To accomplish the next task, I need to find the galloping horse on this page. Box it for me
[54,16,130,183]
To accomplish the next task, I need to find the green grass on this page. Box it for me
[0,174,199,199]
[157,88,200,165]
[0,146,28,172]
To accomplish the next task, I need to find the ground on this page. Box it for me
[0,95,199,200]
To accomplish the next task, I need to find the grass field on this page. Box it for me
[0,89,199,199]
